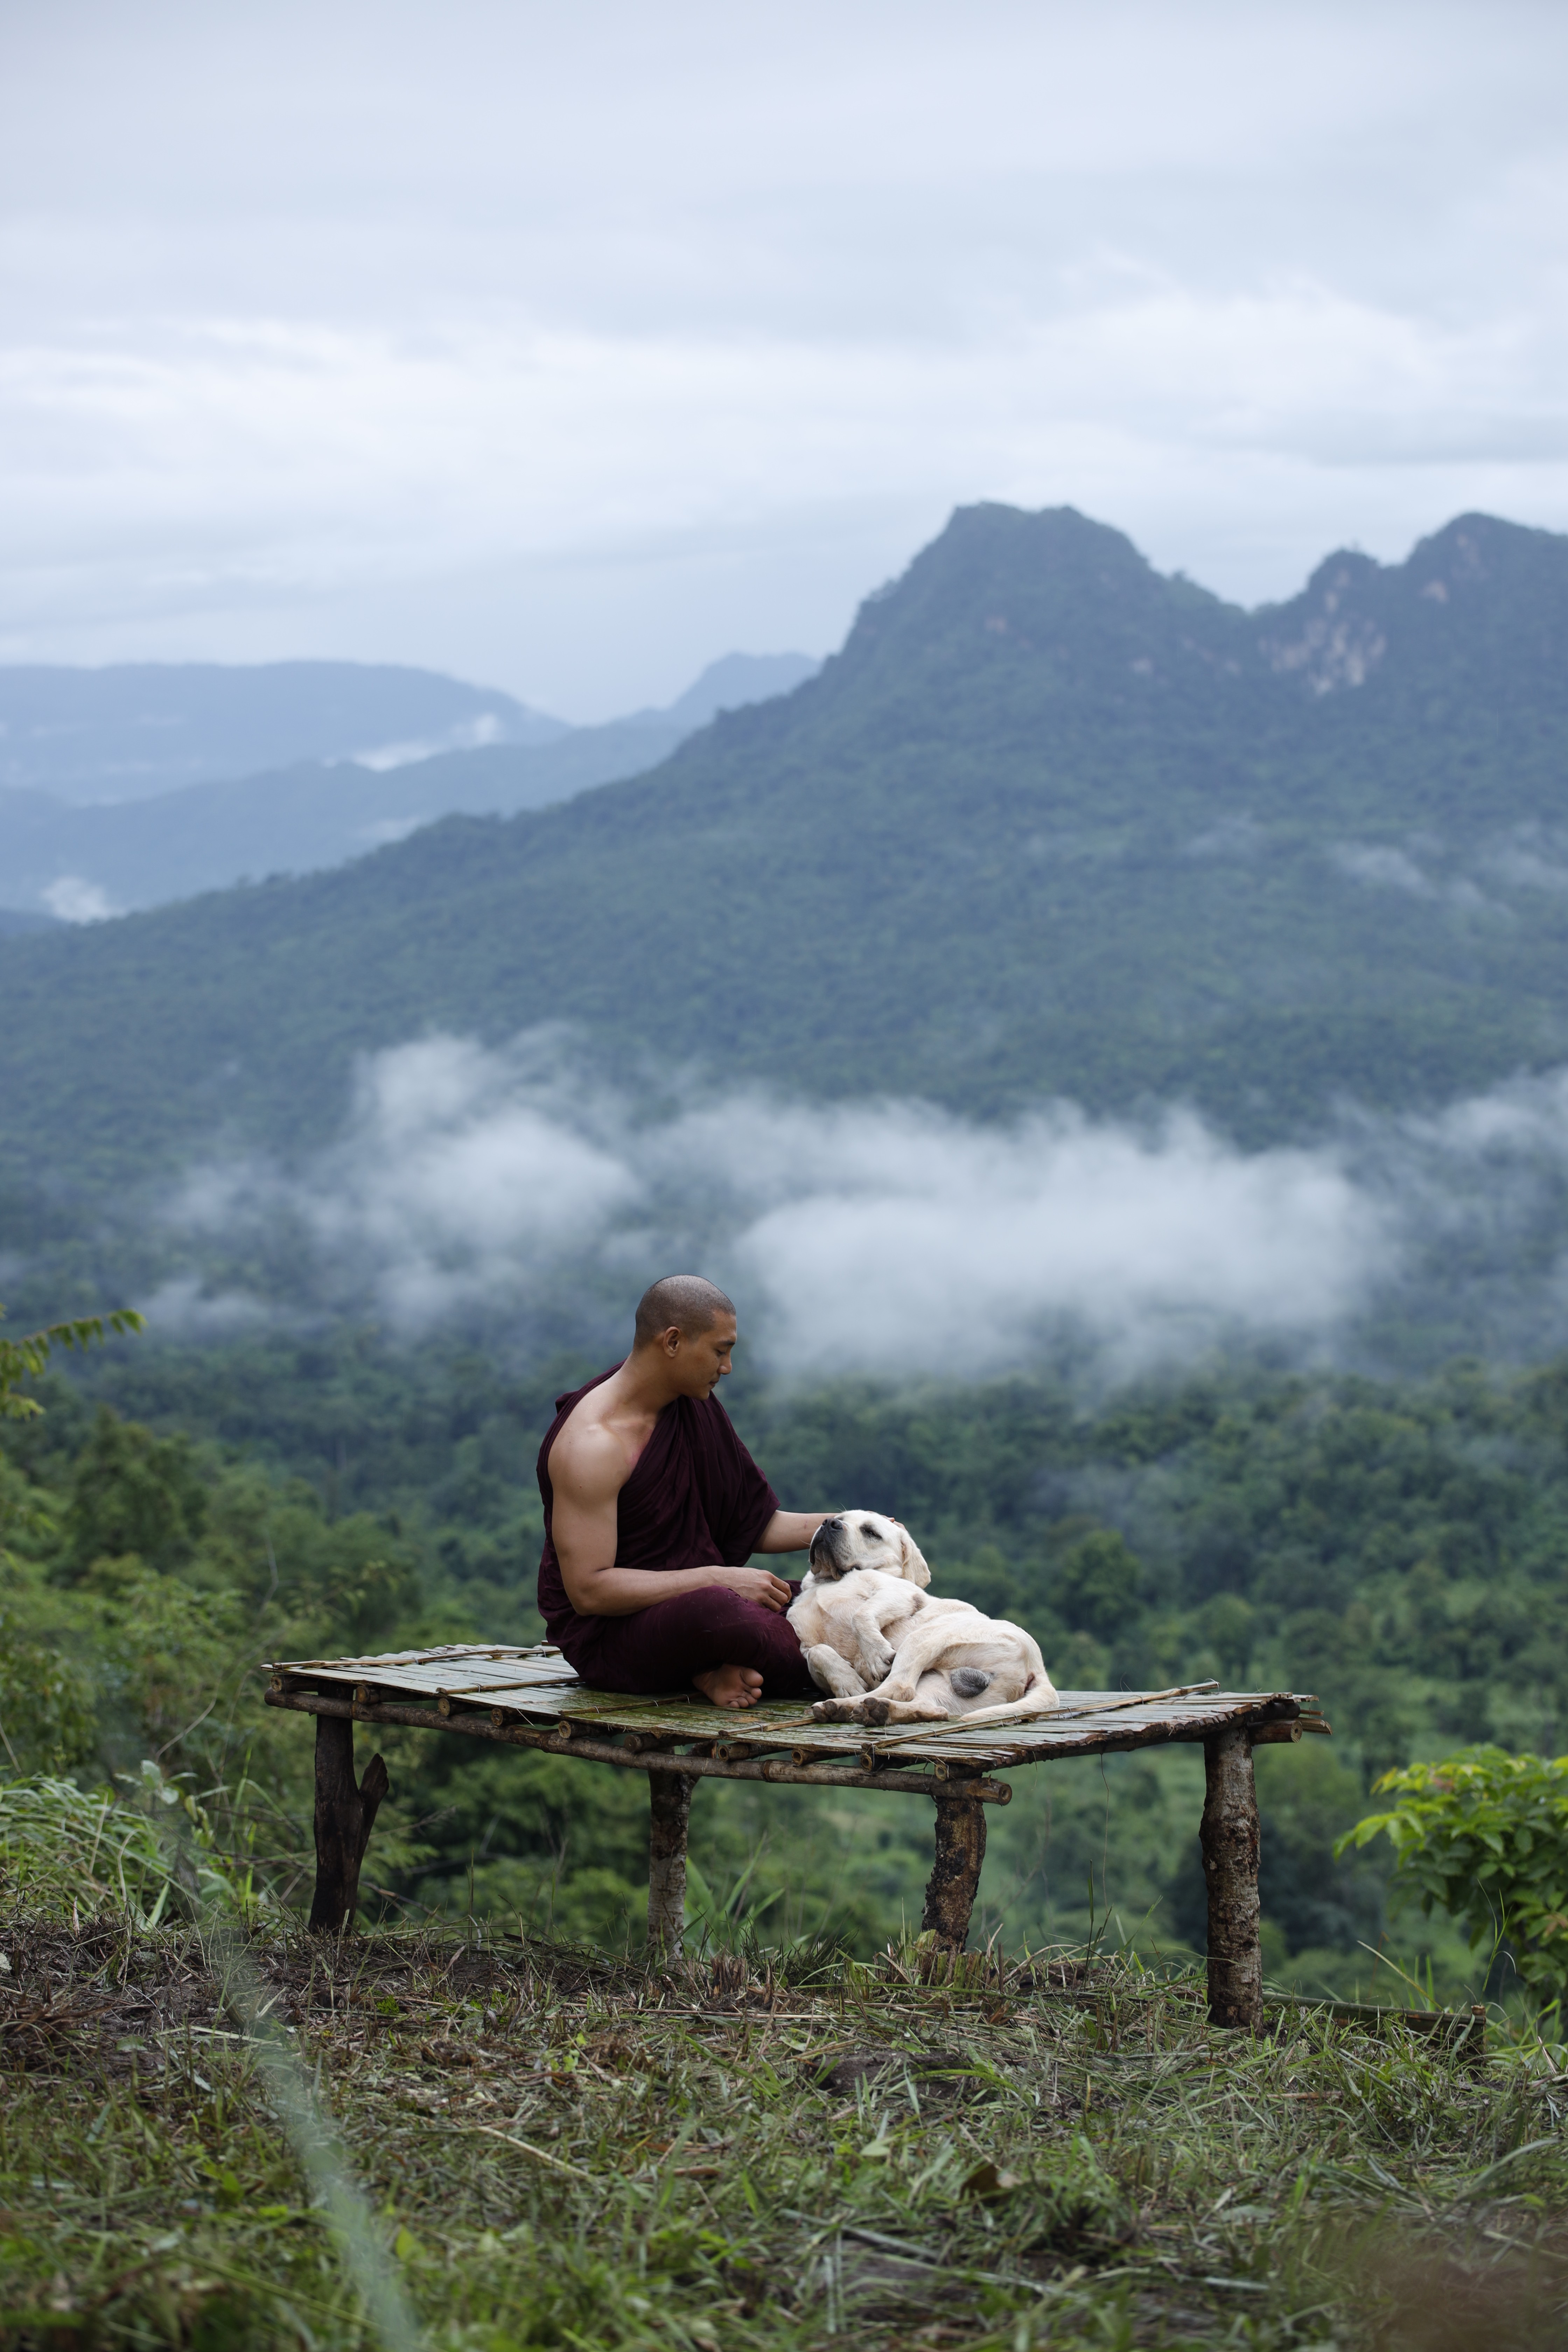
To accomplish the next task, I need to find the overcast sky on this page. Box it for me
[4,0,1566,719]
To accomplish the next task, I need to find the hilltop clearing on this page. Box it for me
[0,1917,1559,2351]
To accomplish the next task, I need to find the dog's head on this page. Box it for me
[806,1511,930,1587]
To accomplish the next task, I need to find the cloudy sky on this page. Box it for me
[5,0,1566,717]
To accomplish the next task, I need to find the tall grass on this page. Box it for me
[0,1761,257,1926]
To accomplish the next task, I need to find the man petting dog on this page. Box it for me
[536,1276,834,1709]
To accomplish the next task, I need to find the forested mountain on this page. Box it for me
[5,503,1568,1203]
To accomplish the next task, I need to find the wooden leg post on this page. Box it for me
[647,1772,694,1955]
[922,1790,987,1950]
[308,1714,390,1933]
[1201,1728,1262,2030]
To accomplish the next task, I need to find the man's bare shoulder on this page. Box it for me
[549,1395,636,1506]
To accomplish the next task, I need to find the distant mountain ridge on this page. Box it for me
[5,503,1568,1212]
[0,659,566,803]
[0,650,819,915]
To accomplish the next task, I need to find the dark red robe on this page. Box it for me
[535,1368,811,1698]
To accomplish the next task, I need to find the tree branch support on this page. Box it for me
[1202,1726,1262,2029]
[922,1788,988,1950]
[308,1713,389,1932]
[647,1772,694,1954]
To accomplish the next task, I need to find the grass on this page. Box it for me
[1,1915,1567,2351]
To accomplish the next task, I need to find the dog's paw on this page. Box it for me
[863,1637,895,1680]
[813,1695,890,1727]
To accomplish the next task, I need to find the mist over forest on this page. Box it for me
[10,501,1568,1379]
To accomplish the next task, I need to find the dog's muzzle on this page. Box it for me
[808,1514,853,1579]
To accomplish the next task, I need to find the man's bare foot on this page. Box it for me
[693,1664,764,1709]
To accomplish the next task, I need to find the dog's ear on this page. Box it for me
[897,1527,931,1588]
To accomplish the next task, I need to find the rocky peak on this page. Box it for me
[1257,552,1388,697]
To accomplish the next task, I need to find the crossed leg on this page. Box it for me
[562,1585,816,1709]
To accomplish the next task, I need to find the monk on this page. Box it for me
[536,1275,835,1709]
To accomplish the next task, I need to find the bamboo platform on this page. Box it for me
[265,1644,1330,2031]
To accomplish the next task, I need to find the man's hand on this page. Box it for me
[710,1565,793,1613]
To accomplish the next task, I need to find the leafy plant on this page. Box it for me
[1338,1746,1568,2005]
[0,1303,143,1424]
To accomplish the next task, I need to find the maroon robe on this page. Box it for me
[536,1368,812,1698]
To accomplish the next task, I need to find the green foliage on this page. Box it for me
[0,1389,428,1920]
[0,1615,94,1773]
[88,1561,247,1757]
[1049,1527,1142,1639]
[7,1333,1568,1992]
[64,1404,207,1573]
[0,1303,142,1424]
[1340,1746,1568,2006]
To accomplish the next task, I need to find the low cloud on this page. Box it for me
[162,1031,1412,1379]
[134,1277,276,1339]
[1331,841,1491,913]
[722,1102,1384,1378]
[1186,814,1267,861]
[42,874,116,923]
[1332,842,1435,897]
[348,713,508,773]
[157,1031,1568,1380]
[1484,835,1568,895]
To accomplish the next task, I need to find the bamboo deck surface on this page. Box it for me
[268,1644,1327,1772]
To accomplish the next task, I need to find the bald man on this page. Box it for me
[536,1276,834,1708]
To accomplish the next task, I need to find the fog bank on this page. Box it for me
[147,1030,1460,1379]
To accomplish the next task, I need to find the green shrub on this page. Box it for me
[0,1616,94,1772]
[1338,1745,1568,2005]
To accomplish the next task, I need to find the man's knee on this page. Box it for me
[708,1589,782,1632]
[654,1587,763,1640]
[713,1602,800,1664]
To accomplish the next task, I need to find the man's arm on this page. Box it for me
[552,1426,794,1617]
[754,1510,836,1554]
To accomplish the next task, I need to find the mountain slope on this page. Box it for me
[5,504,1568,1197]
[0,715,686,917]
[0,653,821,916]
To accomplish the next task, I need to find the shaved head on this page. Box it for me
[634,1275,735,1349]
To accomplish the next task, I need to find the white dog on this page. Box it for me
[787,1511,1059,1727]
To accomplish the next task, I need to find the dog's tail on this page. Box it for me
[949,1677,1060,1730]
